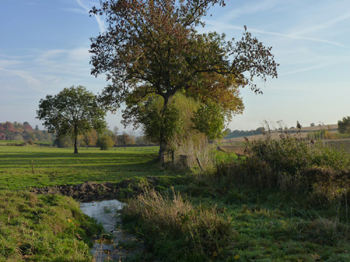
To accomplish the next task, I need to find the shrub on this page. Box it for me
[96,135,114,150]
[26,139,34,145]
[219,136,350,206]
[122,188,235,261]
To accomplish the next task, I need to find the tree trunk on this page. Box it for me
[74,136,78,154]
[159,96,169,162]
[74,124,78,154]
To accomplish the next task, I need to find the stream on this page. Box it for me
[80,200,144,261]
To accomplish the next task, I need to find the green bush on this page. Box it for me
[96,134,114,150]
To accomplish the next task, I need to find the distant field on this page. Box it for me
[224,124,339,143]
[0,145,165,190]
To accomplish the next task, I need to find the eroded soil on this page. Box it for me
[29,177,160,202]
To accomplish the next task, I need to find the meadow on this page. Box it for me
[0,145,164,190]
[1,142,350,261]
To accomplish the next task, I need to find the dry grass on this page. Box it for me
[171,135,216,173]
[122,188,234,261]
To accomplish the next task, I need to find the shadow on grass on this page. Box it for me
[0,147,168,190]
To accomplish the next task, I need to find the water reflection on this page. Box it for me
[80,200,125,261]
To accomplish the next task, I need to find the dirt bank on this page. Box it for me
[29,177,160,202]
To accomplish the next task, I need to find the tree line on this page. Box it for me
[0,121,54,142]
[54,128,153,150]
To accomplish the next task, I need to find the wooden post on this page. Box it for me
[196,157,203,171]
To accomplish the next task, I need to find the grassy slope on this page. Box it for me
[0,191,103,262]
[0,145,167,190]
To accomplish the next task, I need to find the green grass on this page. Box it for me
[2,143,350,261]
[214,150,239,162]
[123,183,350,261]
[0,140,25,144]
[0,190,102,261]
[0,145,168,190]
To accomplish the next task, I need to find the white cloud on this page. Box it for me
[0,67,41,87]
[204,21,347,48]
[76,0,106,33]
[296,12,350,36]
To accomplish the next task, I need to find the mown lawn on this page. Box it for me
[0,145,164,190]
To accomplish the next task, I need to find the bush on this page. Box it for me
[218,136,350,205]
[26,139,34,145]
[122,188,235,261]
[96,135,114,150]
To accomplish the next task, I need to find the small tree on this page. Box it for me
[82,129,98,148]
[338,116,350,134]
[37,86,107,154]
[97,134,114,150]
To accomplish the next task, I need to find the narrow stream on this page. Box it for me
[80,200,142,261]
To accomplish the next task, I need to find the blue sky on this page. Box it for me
[1,0,350,133]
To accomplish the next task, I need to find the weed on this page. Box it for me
[122,188,235,261]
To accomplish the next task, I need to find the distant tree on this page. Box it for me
[37,86,107,154]
[54,135,73,148]
[310,123,315,127]
[128,136,136,145]
[113,126,119,136]
[4,122,15,133]
[35,125,39,131]
[296,121,302,130]
[338,116,350,134]
[136,136,146,145]
[97,134,114,150]
[117,132,131,148]
[82,129,98,148]
[23,123,33,132]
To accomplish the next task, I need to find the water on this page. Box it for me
[80,199,141,261]
[80,200,124,233]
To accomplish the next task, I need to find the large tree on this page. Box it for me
[37,86,107,154]
[89,0,278,158]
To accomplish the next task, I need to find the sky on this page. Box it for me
[1,0,350,133]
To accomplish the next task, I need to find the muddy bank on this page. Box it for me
[30,177,160,202]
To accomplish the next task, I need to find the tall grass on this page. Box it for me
[216,134,350,221]
[170,134,217,173]
[122,188,234,261]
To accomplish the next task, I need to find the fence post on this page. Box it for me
[196,157,203,171]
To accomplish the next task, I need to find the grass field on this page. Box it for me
[0,145,166,190]
[1,142,350,261]
[0,145,170,261]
